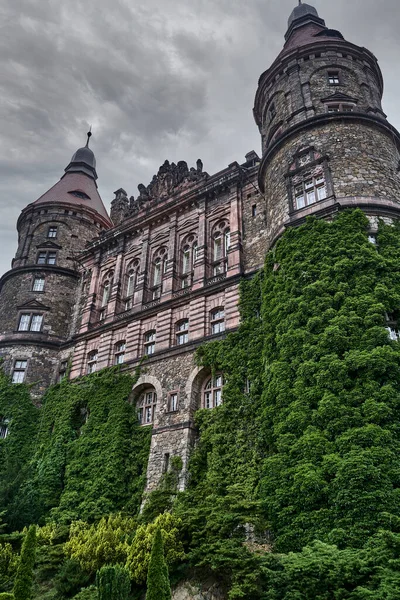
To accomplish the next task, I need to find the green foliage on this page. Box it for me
[54,559,91,598]
[176,211,400,598]
[0,593,14,599]
[145,528,171,600]
[141,455,183,523]
[65,514,136,574]
[96,565,130,600]
[13,525,36,600]
[0,368,151,528]
[126,513,184,584]
[0,543,19,592]
[72,586,97,600]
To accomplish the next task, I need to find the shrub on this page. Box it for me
[96,565,130,600]
[13,525,36,600]
[145,528,171,600]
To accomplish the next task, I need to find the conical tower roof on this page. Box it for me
[33,132,112,227]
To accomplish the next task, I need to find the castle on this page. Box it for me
[1,2,400,493]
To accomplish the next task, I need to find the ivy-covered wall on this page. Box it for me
[0,367,151,530]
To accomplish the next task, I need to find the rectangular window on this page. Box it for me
[12,360,28,384]
[328,71,340,85]
[0,418,9,438]
[48,227,58,238]
[293,172,327,210]
[32,277,45,292]
[37,251,57,265]
[59,360,68,382]
[114,342,126,365]
[176,320,189,345]
[252,204,257,217]
[144,331,156,356]
[18,314,31,331]
[37,252,47,265]
[30,315,43,332]
[162,453,170,473]
[211,309,225,335]
[168,393,178,412]
[18,314,43,332]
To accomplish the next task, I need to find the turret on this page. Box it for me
[0,134,112,395]
[254,2,400,247]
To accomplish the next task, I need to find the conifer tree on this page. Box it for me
[146,527,171,600]
[96,564,130,600]
[13,525,37,600]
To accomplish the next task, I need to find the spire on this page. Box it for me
[64,131,97,180]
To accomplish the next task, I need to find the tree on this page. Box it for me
[146,527,171,600]
[96,565,130,600]
[13,525,37,600]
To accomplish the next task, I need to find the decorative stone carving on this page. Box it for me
[129,159,208,215]
[110,188,129,226]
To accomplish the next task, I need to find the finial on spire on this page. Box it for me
[298,0,302,5]
[85,126,92,148]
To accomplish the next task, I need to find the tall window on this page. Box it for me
[293,173,327,210]
[203,374,224,409]
[151,249,167,300]
[18,314,43,332]
[144,331,156,355]
[138,390,157,425]
[102,281,111,306]
[0,417,9,439]
[32,277,45,292]
[59,360,68,382]
[114,341,126,365]
[37,251,57,265]
[176,320,189,345]
[125,261,139,310]
[210,308,225,335]
[180,235,197,289]
[87,350,98,374]
[212,222,230,276]
[12,360,27,383]
[47,226,58,238]
[168,392,179,413]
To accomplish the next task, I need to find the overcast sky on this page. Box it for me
[0,0,399,275]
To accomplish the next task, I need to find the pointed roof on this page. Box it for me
[282,2,344,55]
[33,133,112,227]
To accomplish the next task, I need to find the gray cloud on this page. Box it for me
[1,0,400,274]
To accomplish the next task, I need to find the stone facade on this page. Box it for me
[2,3,400,493]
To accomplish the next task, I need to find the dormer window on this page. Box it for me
[294,173,327,210]
[68,190,91,200]
[327,103,354,113]
[288,148,331,213]
[328,71,340,85]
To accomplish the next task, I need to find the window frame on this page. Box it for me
[11,360,28,384]
[326,103,354,113]
[137,389,157,425]
[176,319,189,346]
[0,417,9,439]
[17,313,44,332]
[292,171,327,211]
[37,251,57,265]
[114,341,126,365]
[168,391,179,413]
[210,308,225,335]
[87,350,98,374]
[144,330,156,356]
[47,226,58,239]
[212,224,230,276]
[32,277,45,292]
[202,374,224,409]
[327,70,341,85]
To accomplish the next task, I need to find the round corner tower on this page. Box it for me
[0,135,112,395]
[254,2,400,247]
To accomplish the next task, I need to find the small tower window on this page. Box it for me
[137,389,157,425]
[47,226,58,238]
[114,341,126,365]
[176,320,189,345]
[32,277,45,292]
[252,204,257,217]
[210,308,225,335]
[293,173,327,210]
[144,330,156,356]
[12,360,27,384]
[203,374,224,409]
[328,71,340,85]
[59,360,68,382]
[327,103,354,113]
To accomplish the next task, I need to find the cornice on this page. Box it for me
[258,112,400,192]
[17,201,111,231]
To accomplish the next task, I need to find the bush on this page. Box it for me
[96,565,130,600]
[0,593,14,599]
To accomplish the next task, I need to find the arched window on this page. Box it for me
[114,341,126,365]
[176,319,189,345]
[151,249,167,300]
[210,307,225,335]
[212,222,230,276]
[144,330,156,356]
[180,235,197,289]
[87,350,98,374]
[138,389,157,425]
[202,374,224,409]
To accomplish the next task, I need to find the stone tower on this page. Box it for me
[0,134,112,395]
[254,2,400,247]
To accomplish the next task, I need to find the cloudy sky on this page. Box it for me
[0,0,399,274]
